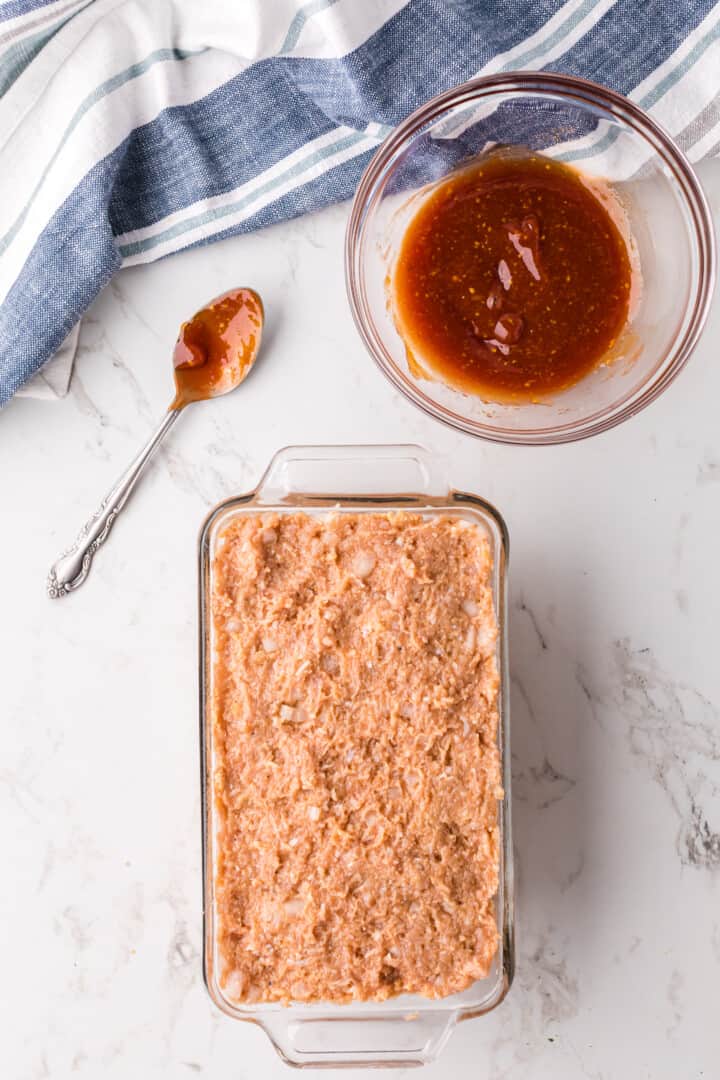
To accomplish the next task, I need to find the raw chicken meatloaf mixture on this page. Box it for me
[210,511,502,1004]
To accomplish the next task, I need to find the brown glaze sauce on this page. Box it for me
[172,287,263,408]
[393,152,633,401]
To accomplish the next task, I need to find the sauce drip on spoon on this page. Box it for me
[172,287,264,409]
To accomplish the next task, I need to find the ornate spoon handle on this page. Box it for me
[47,409,181,598]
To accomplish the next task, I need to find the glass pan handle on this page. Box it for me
[261,1011,455,1068]
[255,444,447,502]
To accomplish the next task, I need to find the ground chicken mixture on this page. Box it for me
[210,512,502,1004]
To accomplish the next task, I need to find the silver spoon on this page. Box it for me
[47,287,264,598]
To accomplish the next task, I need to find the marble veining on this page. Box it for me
[607,639,720,870]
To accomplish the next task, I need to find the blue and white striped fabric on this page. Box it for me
[1,0,719,404]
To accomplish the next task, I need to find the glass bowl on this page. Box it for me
[345,72,716,445]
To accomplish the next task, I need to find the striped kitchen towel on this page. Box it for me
[1,0,719,405]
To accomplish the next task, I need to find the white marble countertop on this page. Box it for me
[3,162,720,1080]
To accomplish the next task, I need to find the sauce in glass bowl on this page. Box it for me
[392,152,633,402]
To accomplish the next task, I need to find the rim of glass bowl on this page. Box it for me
[345,71,716,446]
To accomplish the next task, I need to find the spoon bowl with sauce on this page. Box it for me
[47,288,263,598]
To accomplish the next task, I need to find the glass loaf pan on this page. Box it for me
[198,445,514,1068]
